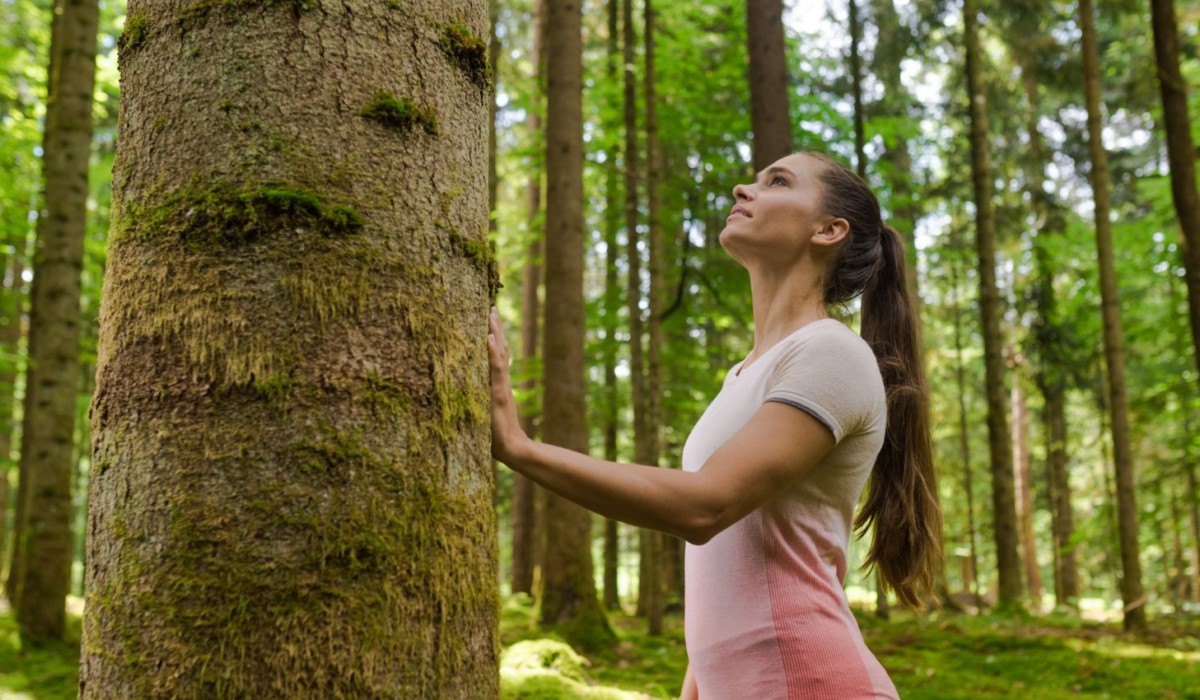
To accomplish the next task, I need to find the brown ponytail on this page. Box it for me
[856,224,942,608]
[804,152,943,608]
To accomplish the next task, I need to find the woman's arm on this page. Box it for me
[488,308,835,544]
[680,663,698,700]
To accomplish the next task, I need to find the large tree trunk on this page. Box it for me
[1011,365,1044,610]
[963,0,1022,609]
[745,0,792,171]
[539,0,612,646]
[12,0,97,644]
[511,0,545,598]
[1079,0,1146,633]
[82,2,498,695]
[1149,0,1200,393]
[1019,56,1079,610]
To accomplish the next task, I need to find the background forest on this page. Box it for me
[2,0,1200,697]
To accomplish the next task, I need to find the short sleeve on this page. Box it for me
[763,323,885,445]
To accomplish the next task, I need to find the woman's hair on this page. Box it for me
[803,151,943,608]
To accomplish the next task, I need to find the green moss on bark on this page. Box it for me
[361,92,438,135]
[438,23,491,91]
[119,10,148,52]
[449,230,501,301]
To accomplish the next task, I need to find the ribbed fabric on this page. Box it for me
[682,319,898,700]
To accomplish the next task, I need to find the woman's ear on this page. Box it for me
[812,217,850,248]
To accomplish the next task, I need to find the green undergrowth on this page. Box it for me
[0,607,80,700]
[501,594,1200,700]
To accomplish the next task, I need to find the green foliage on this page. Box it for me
[360,91,438,135]
[0,608,79,700]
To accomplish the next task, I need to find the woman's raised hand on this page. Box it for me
[487,307,528,464]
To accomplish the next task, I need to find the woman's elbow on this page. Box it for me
[680,509,728,545]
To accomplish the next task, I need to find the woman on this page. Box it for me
[488,152,942,699]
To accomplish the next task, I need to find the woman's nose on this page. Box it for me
[732,182,752,200]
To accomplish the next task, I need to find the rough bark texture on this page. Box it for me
[745,0,792,171]
[963,0,1022,608]
[539,0,611,645]
[511,0,545,598]
[1149,0,1200,393]
[13,0,97,643]
[1011,368,1043,608]
[1079,0,1145,632]
[83,2,498,696]
[1020,57,1079,608]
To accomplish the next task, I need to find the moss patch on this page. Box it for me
[439,22,491,91]
[449,230,501,301]
[117,183,363,249]
[360,92,438,135]
[119,10,148,52]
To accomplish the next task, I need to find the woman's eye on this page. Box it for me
[771,176,787,186]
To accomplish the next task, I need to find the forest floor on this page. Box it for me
[2,597,1197,698]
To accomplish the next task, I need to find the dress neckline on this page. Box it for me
[732,318,839,378]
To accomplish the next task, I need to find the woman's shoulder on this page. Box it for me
[778,318,876,364]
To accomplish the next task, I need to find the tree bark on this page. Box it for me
[511,0,545,599]
[1079,0,1146,632]
[1011,365,1044,609]
[963,0,1022,609]
[848,0,866,179]
[539,0,612,645]
[82,2,498,695]
[870,0,920,304]
[642,0,666,636]
[949,216,979,603]
[602,0,622,613]
[746,0,792,171]
[1149,0,1200,394]
[1019,55,1079,609]
[13,0,97,644]
[0,255,24,581]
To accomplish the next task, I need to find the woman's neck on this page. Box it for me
[746,263,828,360]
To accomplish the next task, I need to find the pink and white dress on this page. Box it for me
[682,319,898,699]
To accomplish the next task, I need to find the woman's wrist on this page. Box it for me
[494,429,535,468]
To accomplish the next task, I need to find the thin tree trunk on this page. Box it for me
[511,0,545,599]
[950,218,979,604]
[1183,407,1200,604]
[1011,364,1044,610]
[14,0,97,643]
[1149,0,1200,393]
[601,0,622,613]
[642,0,665,636]
[963,0,1022,609]
[0,255,24,581]
[848,0,866,179]
[746,0,792,171]
[1019,56,1079,610]
[83,2,498,695]
[1079,0,1146,633]
[1170,487,1187,611]
[540,0,612,645]
[870,0,920,305]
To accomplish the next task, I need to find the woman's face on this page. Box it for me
[719,153,833,266]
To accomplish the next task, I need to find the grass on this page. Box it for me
[3,597,1196,698]
[0,606,80,700]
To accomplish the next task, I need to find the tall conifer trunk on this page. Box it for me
[950,216,980,602]
[83,2,498,694]
[511,0,545,598]
[1019,54,1079,608]
[1011,366,1043,608]
[746,0,792,171]
[1078,0,1145,632]
[963,0,1022,608]
[601,0,622,612]
[13,0,97,643]
[539,0,612,645]
[0,256,23,578]
[1149,0,1200,391]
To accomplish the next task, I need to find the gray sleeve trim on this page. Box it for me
[764,397,837,438]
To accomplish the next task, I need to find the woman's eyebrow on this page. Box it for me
[757,166,796,182]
